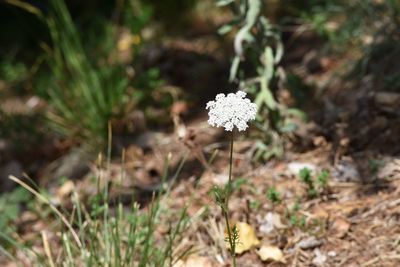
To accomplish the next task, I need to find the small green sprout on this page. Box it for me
[299,167,312,185]
[317,169,330,189]
[369,159,385,175]
[249,199,261,210]
[287,200,306,229]
[289,214,298,226]
[299,167,318,198]
[266,187,281,204]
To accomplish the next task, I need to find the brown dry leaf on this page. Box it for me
[173,256,217,267]
[311,205,329,220]
[56,180,75,199]
[331,217,351,238]
[256,245,285,263]
[226,222,260,254]
[326,202,360,217]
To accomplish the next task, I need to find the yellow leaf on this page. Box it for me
[257,245,285,263]
[172,256,216,267]
[225,222,260,254]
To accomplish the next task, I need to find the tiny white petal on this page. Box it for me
[206,101,215,109]
[237,91,246,98]
[216,93,225,100]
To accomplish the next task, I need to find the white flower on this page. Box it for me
[206,90,257,131]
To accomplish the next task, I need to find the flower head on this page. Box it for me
[206,91,257,131]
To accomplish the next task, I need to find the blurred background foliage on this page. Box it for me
[0,0,399,154]
[294,0,400,90]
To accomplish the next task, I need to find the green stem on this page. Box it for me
[226,131,234,204]
[223,131,236,267]
[223,208,236,267]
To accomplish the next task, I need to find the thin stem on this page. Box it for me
[223,131,236,267]
[223,208,236,267]
[226,131,234,204]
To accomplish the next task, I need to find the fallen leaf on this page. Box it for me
[311,205,329,220]
[226,222,260,254]
[331,217,350,238]
[55,180,75,204]
[173,256,217,267]
[327,202,359,217]
[256,245,285,263]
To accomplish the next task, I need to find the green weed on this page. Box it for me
[1,153,191,266]
[298,168,330,198]
[217,0,305,161]
[266,186,281,204]
[0,187,32,239]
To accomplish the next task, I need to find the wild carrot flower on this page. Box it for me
[206,90,257,267]
[206,91,257,131]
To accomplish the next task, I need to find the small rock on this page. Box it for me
[287,162,316,176]
[26,96,42,109]
[378,158,400,180]
[312,248,327,266]
[212,173,229,185]
[328,251,337,257]
[298,236,323,250]
[258,212,286,234]
[332,160,361,182]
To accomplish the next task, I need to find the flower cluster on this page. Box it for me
[206,91,257,131]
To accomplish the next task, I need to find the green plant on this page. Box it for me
[0,187,32,239]
[249,199,261,210]
[299,167,318,198]
[0,56,28,87]
[2,154,190,266]
[43,0,128,149]
[289,214,306,228]
[285,198,306,229]
[369,159,385,175]
[6,0,157,150]
[266,186,281,204]
[206,91,258,267]
[316,169,330,189]
[299,168,330,198]
[301,0,400,90]
[217,0,304,160]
